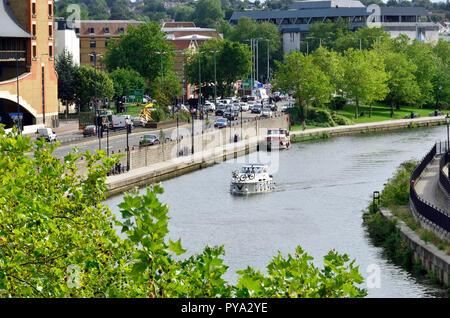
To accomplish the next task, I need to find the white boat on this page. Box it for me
[266,128,291,151]
[230,164,275,195]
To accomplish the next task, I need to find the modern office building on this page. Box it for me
[230,0,440,54]
[0,0,59,130]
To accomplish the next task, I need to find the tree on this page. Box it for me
[227,17,283,83]
[273,51,334,121]
[109,68,146,111]
[109,0,136,20]
[342,49,388,118]
[167,5,195,22]
[192,0,224,28]
[149,70,184,106]
[74,66,114,112]
[311,46,345,96]
[104,22,176,83]
[374,41,419,115]
[55,50,79,115]
[0,128,368,297]
[186,39,252,98]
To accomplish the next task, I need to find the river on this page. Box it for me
[105,125,449,298]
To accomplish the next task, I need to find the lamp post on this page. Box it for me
[126,123,131,171]
[191,112,195,155]
[16,51,21,135]
[208,50,219,114]
[155,51,167,94]
[89,52,103,150]
[446,114,450,152]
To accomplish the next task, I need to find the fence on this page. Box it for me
[439,147,450,197]
[410,143,450,234]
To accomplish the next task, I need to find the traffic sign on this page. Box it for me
[9,113,23,119]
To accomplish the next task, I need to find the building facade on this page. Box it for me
[230,0,440,55]
[0,0,59,130]
[54,18,80,65]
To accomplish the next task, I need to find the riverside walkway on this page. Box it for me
[415,154,450,213]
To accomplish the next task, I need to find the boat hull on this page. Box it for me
[230,180,275,195]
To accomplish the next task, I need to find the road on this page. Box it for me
[47,111,279,158]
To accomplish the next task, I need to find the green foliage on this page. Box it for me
[307,108,337,127]
[149,70,184,104]
[74,66,115,112]
[235,247,367,298]
[0,128,368,297]
[104,22,176,83]
[109,68,146,103]
[55,50,79,106]
[380,160,418,207]
[192,0,224,28]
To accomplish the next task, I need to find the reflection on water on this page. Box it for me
[105,126,449,298]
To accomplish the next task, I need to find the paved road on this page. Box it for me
[415,154,450,213]
[48,111,279,158]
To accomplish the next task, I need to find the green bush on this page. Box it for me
[307,108,337,127]
[380,160,418,207]
[151,106,166,123]
[327,96,347,110]
[331,112,354,126]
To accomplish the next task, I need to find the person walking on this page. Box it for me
[302,120,306,131]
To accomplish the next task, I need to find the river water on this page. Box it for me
[105,125,449,298]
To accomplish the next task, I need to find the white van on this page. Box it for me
[111,115,133,130]
[36,127,56,142]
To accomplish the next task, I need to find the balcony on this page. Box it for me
[0,50,26,62]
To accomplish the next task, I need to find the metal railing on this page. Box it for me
[410,143,450,232]
[439,150,450,197]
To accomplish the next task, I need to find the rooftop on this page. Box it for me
[0,0,32,38]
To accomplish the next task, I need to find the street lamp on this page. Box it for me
[155,51,167,94]
[208,50,219,114]
[88,52,103,150]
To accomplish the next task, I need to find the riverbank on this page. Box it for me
[290,115,448,142]
[363,160,450,290]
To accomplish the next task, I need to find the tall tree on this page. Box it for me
[74,66,114,112]
[104,22,176,84]
[186,39,252,98]
[109,68,146,111]
[55,50,79,115]
[273,51,334,120]
[192,0,224,28]
[342,49,388,118]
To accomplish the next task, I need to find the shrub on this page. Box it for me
[307,108,337,127]
[331,112,354,126]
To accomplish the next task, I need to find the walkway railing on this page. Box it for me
[410,143,450,233]
[439,146,450,197]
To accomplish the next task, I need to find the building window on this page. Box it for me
[49,45,53,58]
[105,40,108,47]
[32,3,36,16]
[89,27,95,34]
[32,24,36,37]
[32,45,37,59]
[90,55,95,62]
[48,4,53,17]
[104,27,110,34]
[90,40,96,48]
[118,27,125,34]
[75,28,80,34]
[49,25,53,38]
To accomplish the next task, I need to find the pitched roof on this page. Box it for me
[0,0,32,38]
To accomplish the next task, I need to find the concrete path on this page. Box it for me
[415,154,450,213]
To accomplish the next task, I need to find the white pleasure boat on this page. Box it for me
[230,164,275,195]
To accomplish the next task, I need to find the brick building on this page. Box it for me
[0,0,59,131]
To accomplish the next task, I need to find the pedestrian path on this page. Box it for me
[415,154,450,213]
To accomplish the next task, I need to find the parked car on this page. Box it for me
[36,127,56,142]
[215,105,226,116]
[240,102,249,112]
[281,103,293,113]
[205,101,215,112]
[132,116,147,127]
[112,115,133,130]
[83,125,96,137]
[224,108,239,121]
[139,134,160,147]
[251,105,262,114]
[214,118,229,128]
[247,101,256,111]
[261,108,273,117]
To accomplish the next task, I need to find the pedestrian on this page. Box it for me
[302,120,306,131]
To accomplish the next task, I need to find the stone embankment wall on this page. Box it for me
[379,208,450,287]
[290,116,448,139]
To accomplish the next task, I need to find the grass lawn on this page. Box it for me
[290,103,445,130]
[338,103,439,124]
[119,104,142,116]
